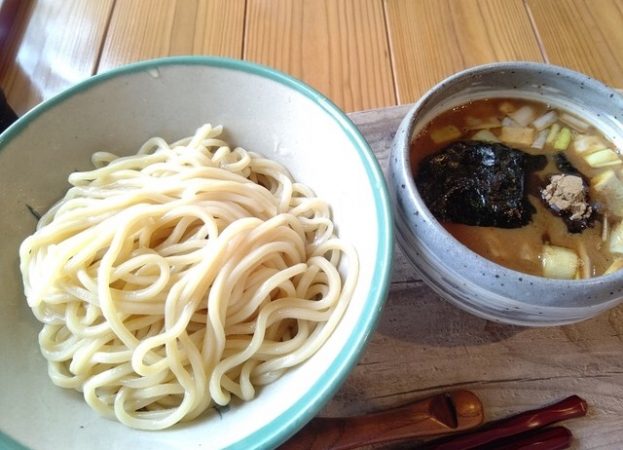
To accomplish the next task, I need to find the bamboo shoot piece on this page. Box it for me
[573,134,606,154]
[499,101,516,114]
[584,148,622,168]
[609,221,623,254]
[466,116,501,130]
[591,170,623,216]
[500,126,534,146]
[470,129,500,143]
[431,125,462,144]
[542,244,579,279]
[604,258,623,275]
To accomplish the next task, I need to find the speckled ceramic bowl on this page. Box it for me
[0,57,393,449]
[390,61,623,326]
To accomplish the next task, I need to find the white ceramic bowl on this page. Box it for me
[390,62,623,327]
[0,57,393,449]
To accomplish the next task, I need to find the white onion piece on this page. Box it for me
[501,117,520,128]
[532,111,558,131]
[560,112,590,132]
[508,105,536,127]
[531,129,549,149]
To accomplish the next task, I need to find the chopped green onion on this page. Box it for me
[553,127,572,151]
[546,123,561,145]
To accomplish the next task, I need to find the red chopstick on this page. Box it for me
[419,395,587,450]
[479,426,572,450]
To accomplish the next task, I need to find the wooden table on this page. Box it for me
[336,105,623,449]
[2,1,623,449]
[2,0,623,115]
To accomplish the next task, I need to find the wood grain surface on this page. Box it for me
[1,1,623,448]
[0,0,114,115]
[384,0,544,104]
[314,105,623,450]
[245,0,396,112]
[2,0,623,114]
[526,0,623,89]
[98,0,246,73]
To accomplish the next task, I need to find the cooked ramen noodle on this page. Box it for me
[19,124,358,430]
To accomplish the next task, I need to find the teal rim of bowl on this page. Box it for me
[0,56,394,450]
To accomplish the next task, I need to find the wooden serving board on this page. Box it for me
[319,105,623,449]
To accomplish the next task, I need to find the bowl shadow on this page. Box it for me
[378,245,525,348]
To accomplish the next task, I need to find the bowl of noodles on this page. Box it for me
[0,57,393,449]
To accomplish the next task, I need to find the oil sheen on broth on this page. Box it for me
[411,98,623,279]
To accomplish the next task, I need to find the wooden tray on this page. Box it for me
[317,105,623,449]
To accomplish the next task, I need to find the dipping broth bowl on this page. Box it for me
[390,62,623,326]
[0,57,393,449]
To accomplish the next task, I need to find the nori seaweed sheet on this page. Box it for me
[554,153,581,176]
[415,141,545,228]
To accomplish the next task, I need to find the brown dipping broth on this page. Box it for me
[410,98,618,278]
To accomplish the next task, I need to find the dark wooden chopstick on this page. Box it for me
[479,426,572,450]
[418,395,586,450]
[280,390,484,450]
